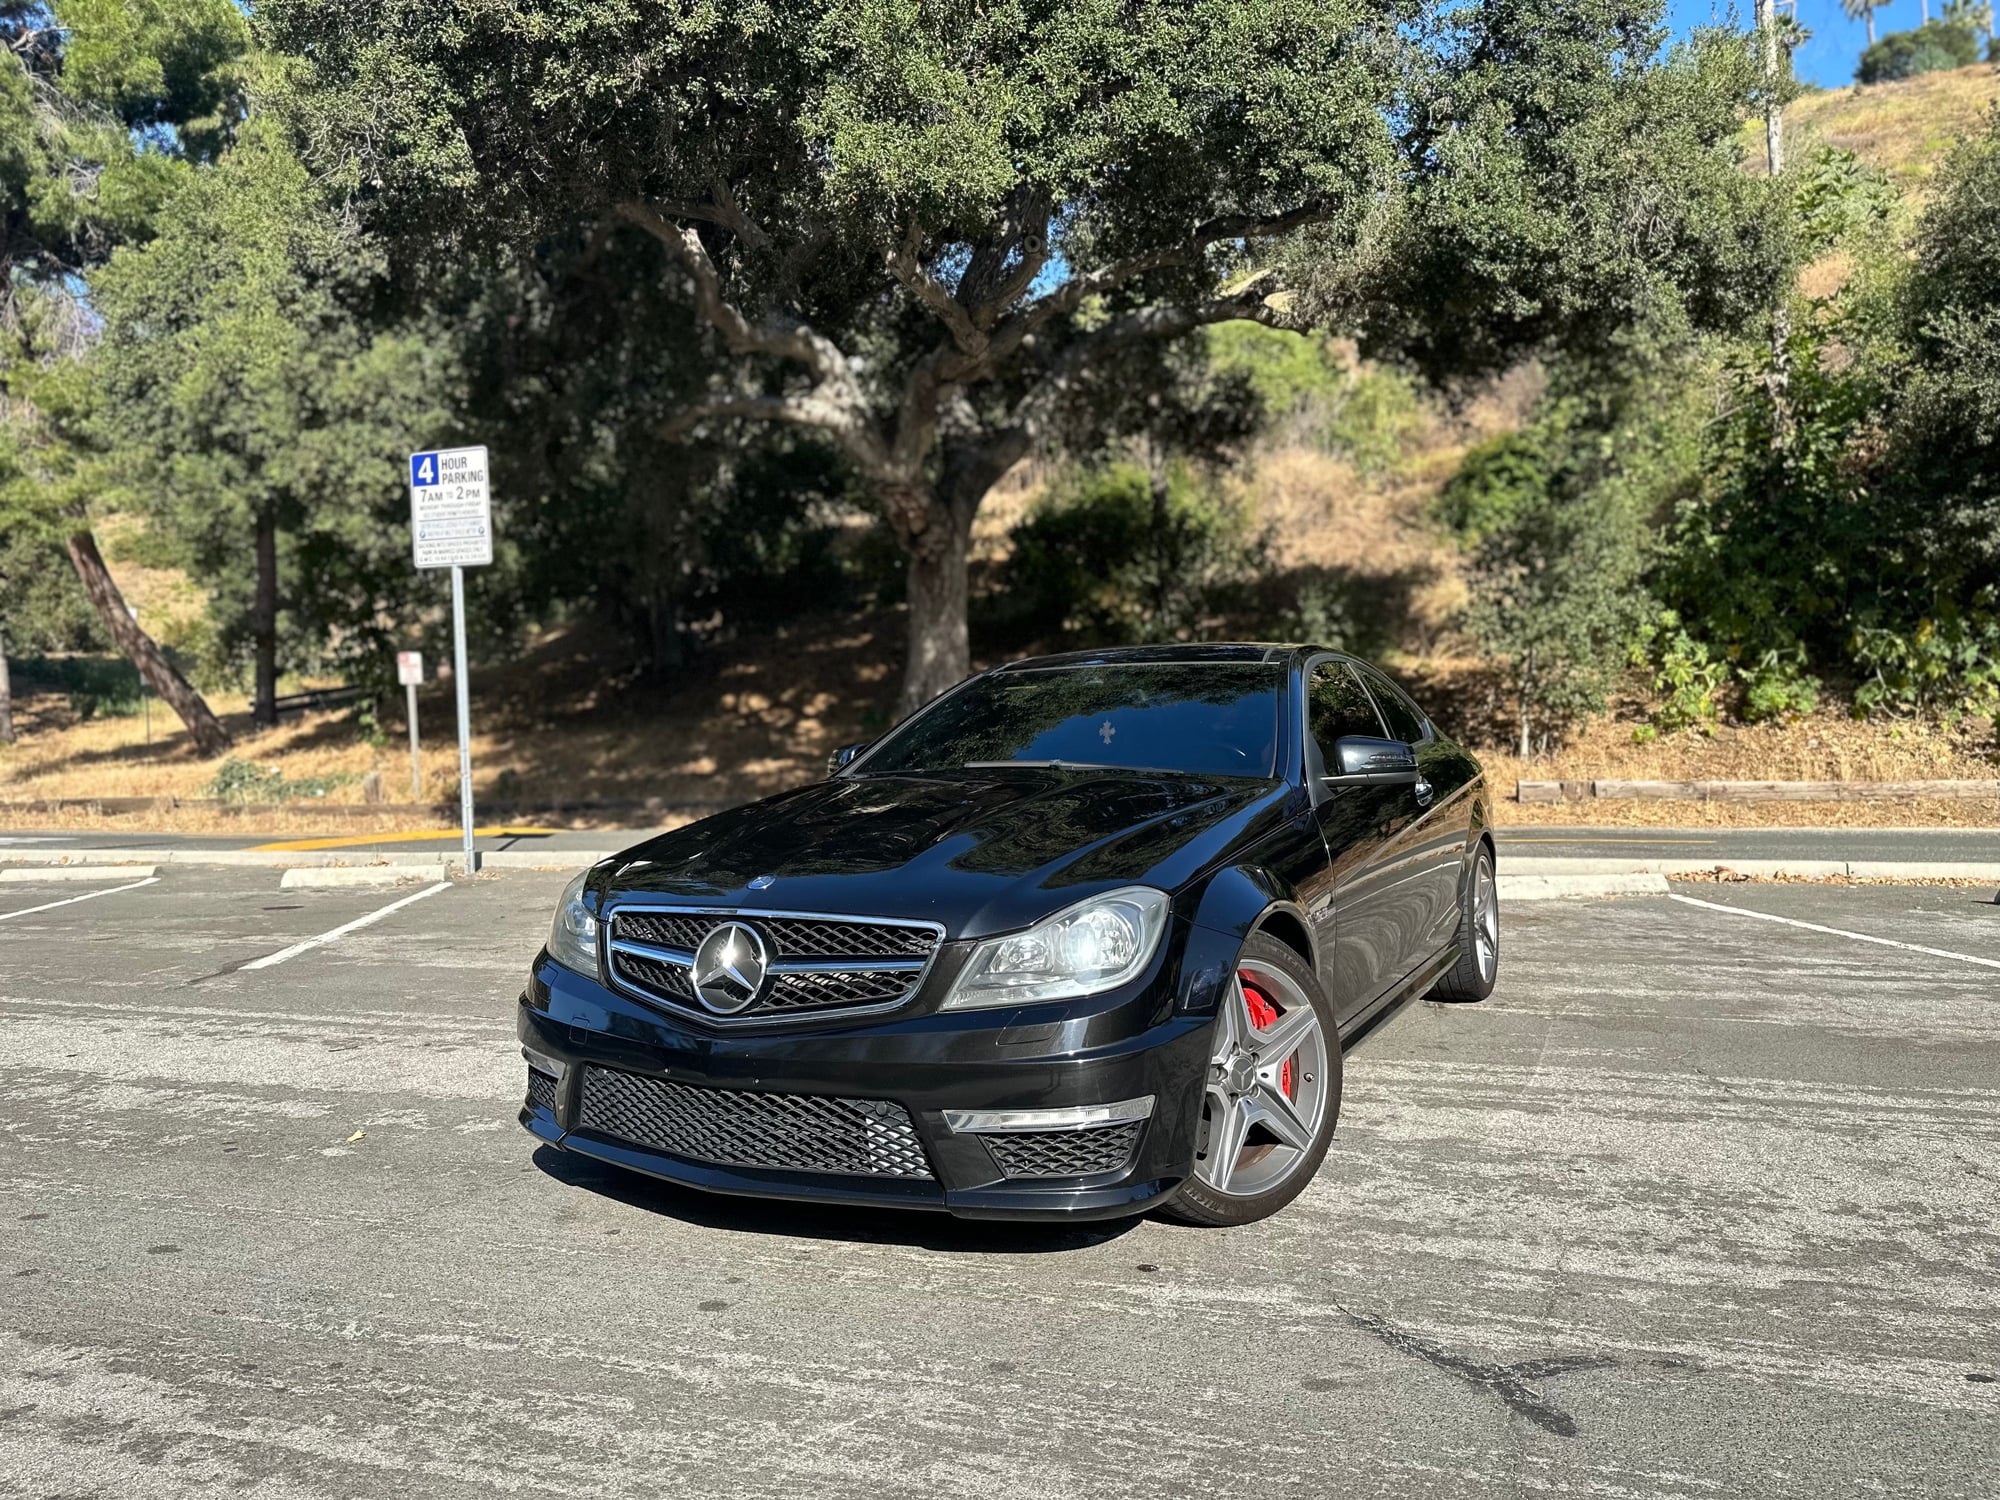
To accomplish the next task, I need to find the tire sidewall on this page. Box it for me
[1166,931,1343,1227]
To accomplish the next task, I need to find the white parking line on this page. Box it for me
[240,882,452,970]
[0,876,161,922]
[1669,892,2000,971]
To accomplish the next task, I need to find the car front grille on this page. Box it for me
[575,1066,933,1180]
[604,906,942,1023]
[981,1122,1143,1180]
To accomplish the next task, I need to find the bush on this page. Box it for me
[204,757,359,803]
[989,463,1267,647]
[1855,21,1979,84]
[1206,325,1428,476]
[1444,392,1668,753]
[1647,621,1730,734]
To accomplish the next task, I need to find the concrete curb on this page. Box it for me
[1498,873,1671,901]
[0,848,471,871]
[479,849,618,870]
[0,864,158,883]
[278,865,449,890]
[1505,856,2000,881]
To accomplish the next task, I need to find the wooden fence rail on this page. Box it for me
[1518,779,2000,803]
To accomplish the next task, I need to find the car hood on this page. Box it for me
[599,769,1292,938]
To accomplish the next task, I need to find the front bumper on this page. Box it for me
[516,937,1222,1221]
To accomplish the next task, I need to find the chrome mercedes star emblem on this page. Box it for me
[748,875,776,890]
[692,921,768,1014]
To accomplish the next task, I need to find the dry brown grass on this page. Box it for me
[1483,700,1999,827]
[0,613,899,829]
[1770,64,2000,188]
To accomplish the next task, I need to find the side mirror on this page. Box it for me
[1326,735,1419,784]
[828,741,871,776]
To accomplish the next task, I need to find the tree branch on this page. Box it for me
[888,218,984,356]
[1011,274,1295,439]
[988,201,1334,363]
[616,200,848,382]
[661,392,895,477]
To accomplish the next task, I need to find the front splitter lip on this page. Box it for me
[519,1101,1185,1223]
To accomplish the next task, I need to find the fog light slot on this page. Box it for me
[942,1096,1154,1134]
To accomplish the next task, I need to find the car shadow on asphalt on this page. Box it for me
[530,1145,1143,1253]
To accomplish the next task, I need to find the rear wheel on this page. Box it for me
[1430,844,1499,1003]
[1163,932,1341,1227]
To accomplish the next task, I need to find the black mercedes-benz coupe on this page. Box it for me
[518,643,1497,1225]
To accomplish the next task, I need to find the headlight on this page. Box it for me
[941,887,1170,1011]
[547,868,602,980]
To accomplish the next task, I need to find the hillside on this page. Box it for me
[6,62,1998,833]
[1758,64,2000,185]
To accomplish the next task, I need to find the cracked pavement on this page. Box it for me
[2,866,1997,1497]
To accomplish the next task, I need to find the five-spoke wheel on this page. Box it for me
[1166,931,1341,1226]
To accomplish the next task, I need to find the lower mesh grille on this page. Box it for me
[526,1067,558,1113]
[576,1066,933,1180]
[982,1122,1142,1179]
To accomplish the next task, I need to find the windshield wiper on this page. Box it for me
[963,759,1098,770]
[962,759,1199,775]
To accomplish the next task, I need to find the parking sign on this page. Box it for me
[396,651,424,686]
[408,446,492,569]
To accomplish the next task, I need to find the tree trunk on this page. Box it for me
[1756,0,1791,450]
[252,507,278,729]
[1518,650,1534,761]
[897,498,975,718]
[1867,15,1876,44]
[0,622,13,744]
[64,529,232,757]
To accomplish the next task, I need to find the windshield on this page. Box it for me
[857,663,1284,778]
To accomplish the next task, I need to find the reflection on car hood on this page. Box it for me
[601,769,1293,938]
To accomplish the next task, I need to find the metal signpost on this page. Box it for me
[396,650,425,802]
[408,447,492,873]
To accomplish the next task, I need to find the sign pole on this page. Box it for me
[449,565,477,874]
[406,681,422,802]
[408,443,491,878]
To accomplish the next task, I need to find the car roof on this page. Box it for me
[994,643,1322,672]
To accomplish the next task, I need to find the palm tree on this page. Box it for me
[1843,0,1881,43]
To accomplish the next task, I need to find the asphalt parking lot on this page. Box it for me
[3,865,1997,1498]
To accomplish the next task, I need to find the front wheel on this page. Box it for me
[1163,932,1342,1227]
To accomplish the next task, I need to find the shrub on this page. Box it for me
[1740,647,1821,724]
[990,463,1267,646]
[1206,325,1428,476]
[1649,621,1730,734]
[204,757,359,803]
[1855,21,1979,84]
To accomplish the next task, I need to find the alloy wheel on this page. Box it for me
[1474,853,1498,984]
[1192,958,1331,1198]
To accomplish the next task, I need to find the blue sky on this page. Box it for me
[1666,0,1966,87]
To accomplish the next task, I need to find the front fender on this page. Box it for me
[1177,864,1312,1018]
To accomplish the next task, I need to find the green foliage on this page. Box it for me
[990,463,1267,647]
[1647,619,1729,734]
[203,756,358,803]
[1206,327,1428,476]
[89,119,456,689]
[1856,20,1981,83]
[1338,9,1784,384]
[1653,112,2000,721]
[1453,400,1657,752]
[1740,648,1821,724]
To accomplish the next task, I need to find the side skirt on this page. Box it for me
[1337,942,1460,1052]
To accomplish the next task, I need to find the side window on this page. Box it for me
[1357,665,1429,745]
[1308,661,1386,764]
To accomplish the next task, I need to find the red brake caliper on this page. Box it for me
[1239,975,1295,1098]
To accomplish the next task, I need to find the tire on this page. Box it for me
[1162,931,1343,1227]
[1430,843,1498,1003]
